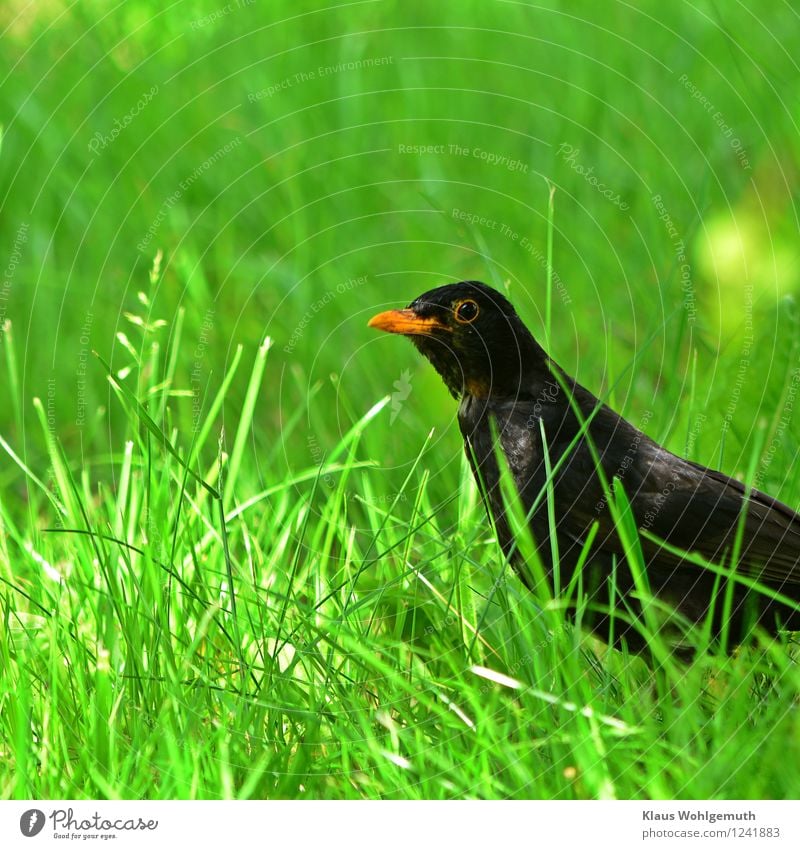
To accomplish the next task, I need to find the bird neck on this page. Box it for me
[462,332,553,400]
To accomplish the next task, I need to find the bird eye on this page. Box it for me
[454,299,479,324]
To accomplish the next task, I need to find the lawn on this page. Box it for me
[1,0,799,799]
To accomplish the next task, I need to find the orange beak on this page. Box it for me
[368,308,450,336]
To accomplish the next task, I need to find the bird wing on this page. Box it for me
[462,391,800,592]
[557,423,800,590]
[533,391,800,589]
[637,455,800,587]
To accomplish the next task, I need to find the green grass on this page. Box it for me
[1,0,800,799]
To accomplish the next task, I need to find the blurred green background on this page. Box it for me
[4,0,800,803]
[2,0,800,510]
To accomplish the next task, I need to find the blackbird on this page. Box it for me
[369,280,800,652]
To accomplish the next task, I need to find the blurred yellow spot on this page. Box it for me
[696,210,798,340]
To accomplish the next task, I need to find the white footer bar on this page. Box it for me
[2,800,796,848]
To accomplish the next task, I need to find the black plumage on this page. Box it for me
[369,280,800,652]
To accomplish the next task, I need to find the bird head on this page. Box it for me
[368,281,548,399]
